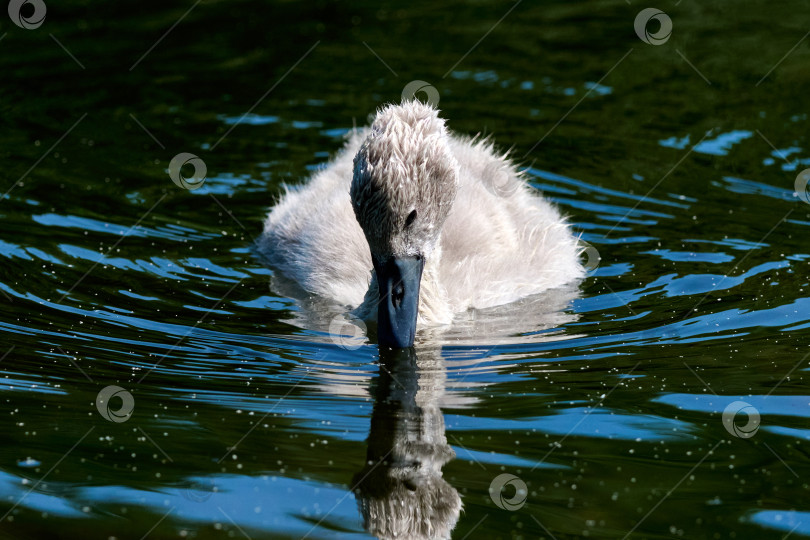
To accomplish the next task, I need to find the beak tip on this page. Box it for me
[377,325,416,349]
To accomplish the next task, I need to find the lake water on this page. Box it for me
[2,1,809,538]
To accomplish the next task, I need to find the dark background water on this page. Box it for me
[1,0,809,538]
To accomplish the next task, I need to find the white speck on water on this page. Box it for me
[17,458,40,468]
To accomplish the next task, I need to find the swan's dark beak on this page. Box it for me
[373,255,424,348]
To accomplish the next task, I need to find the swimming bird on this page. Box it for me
[259,100,584,347]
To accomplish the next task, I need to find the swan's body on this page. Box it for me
[259,102,583,344]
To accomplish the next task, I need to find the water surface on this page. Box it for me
[1,1,809,538]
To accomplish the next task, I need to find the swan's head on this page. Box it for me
[351,101,459,348]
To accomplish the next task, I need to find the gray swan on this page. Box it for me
[259,101,584,347]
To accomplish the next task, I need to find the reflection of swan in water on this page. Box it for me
[352,348,461,539]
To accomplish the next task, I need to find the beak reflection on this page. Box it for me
[353,347,461,538]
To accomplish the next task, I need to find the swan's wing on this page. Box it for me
[440,135,584,311]
[258,132,372,307]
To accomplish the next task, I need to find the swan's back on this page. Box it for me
[259,132,371,306]
[439,136,583,312]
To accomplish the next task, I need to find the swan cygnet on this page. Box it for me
[259,101,584,347]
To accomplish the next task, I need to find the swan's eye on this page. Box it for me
[405,209,417,228]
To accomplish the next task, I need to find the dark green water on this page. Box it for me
[1,1,810,538]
